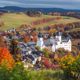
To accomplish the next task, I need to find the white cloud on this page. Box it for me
[0,0,80,9]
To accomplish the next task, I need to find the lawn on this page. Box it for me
[0,13,80,31]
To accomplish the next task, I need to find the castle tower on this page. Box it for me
[37,33,45,50]
[55,32,62,43]
[52,38,56,52]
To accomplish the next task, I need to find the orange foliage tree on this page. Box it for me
[23,36,30,43]
[0,47,15,68]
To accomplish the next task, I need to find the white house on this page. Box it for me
[37,32,72,52]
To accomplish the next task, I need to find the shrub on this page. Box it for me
[43,48,51,58]
[0,63,29,80]
[0,63,63,80]
[58,53,80,80]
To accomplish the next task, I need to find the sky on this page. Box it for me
[0,0,80,9]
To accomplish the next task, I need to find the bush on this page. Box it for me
[0,63,29,80]
[58,53,80,80]
[0,63,63,80]
[43,48,51,58]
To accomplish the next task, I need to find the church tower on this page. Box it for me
[37,33,45,50]
[55,32,62,43]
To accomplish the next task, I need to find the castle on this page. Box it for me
[37,32,72,52]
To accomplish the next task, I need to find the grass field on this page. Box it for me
[0,13,80,31]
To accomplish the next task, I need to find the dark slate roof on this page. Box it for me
[38,33,43,38]
[44,38,54,46]
[32,51,43,56]
[61,34,71,42]
[27,54,35,61]
[44,39,51,46]
[27,42,36,46]
[55,32,62,36]
[55,32,71,42]
[62,38,70,42]
[18,42,27,48]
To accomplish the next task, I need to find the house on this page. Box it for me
[18,42,32,56]
[37,32,72,52]
[32,51,43,61]
[18,42,42,65]
[26,54,37,65]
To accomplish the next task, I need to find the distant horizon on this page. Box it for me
[0,0,80,10]
[0,6,80,10]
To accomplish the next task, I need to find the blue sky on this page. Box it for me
[0,0,80,9]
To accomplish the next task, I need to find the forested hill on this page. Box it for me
[0,6,80,13]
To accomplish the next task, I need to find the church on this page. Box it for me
[37,32,72,52]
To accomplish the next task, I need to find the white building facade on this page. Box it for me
[37,32,72,52]
[37,33,45,50]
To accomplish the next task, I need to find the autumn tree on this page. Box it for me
[0,36,15,68]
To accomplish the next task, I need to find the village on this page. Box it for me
[0,23,75,69]
[0,0,80,79]
[0,14,80,79]
[0,11,80,79]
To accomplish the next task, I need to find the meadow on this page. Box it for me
[0,13,80,31]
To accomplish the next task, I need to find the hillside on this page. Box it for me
[0,13,80,31]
